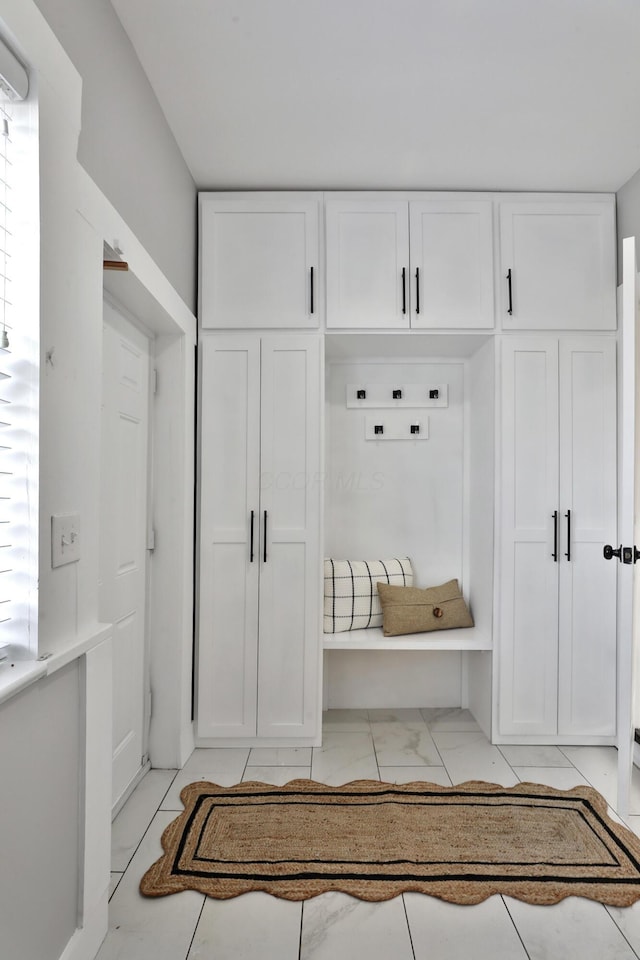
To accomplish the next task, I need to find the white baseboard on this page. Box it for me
[58,891,108,960]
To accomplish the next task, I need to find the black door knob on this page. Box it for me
[603,544,622,561]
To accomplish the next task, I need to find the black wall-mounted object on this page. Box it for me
[374,424,384,435]
[411,424,420,435]
[429,389,439,400]
[393,389,402,399]
[506,268,513,315]
[357,389,366,400]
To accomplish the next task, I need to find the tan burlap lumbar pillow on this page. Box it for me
[377,579,473,636]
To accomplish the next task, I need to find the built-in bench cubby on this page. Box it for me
[322,334,495,730]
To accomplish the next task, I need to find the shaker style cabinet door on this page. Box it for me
[498,339,560,737]
[556,338,617,737]
[325,198,410,329]
[498,200,616,330]
[199,194,321,329]
[409,199,494,329]
[325,196,495,329]
[197,334,322,742]
[498,336,617,739]
[197,336,261,738]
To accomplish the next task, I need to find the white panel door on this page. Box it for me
[325,199,410,328]
[101,301,150,810]
[257,337,321,737]
[199,195,320,329]
[197,337,261,738]
[499,339,559,736]
[499,201,616,330]
[617,237,640,815]
[557,338,617,736]
[409,200,494,329]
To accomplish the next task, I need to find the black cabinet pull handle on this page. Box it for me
[401,267,406,315]
[506,268,513,315]
[565,510,571,561]
[263,510,268,563]
[552,510,558,562]
[310,266,314,314]
[415,267,420,315]
[249,510,255,562]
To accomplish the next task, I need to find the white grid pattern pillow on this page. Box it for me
[324,558,414,633]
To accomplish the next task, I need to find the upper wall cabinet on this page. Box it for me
[325,197,495,329]
[498,199,616,330]
[199,193,322,329]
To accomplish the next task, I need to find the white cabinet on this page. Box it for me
[197,334,322,742]
[199,193,321,329]
[325,197,494,329]
[498,336,617,739]
[409,200,494,329]
[498,200,616,330]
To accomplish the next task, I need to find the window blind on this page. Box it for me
[0,97,13,645]
[0,36,28,657]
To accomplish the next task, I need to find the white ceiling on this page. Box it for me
[110,0,640,193]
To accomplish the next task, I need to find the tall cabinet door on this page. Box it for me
[557,338,617,736]
[409,199,494,329]
[499,339,560,736]
[257,337,321,737]
[325,199,410,328]
[197,337,261,738]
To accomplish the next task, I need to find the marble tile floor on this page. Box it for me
[101,708,640,960]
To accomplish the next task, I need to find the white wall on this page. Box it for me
[617,166,640,283]
[0,662,81,960]
[32,0,196,311]
[0,3,197,958]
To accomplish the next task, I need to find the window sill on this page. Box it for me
[0,657,47,706]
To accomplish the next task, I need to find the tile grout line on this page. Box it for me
[183,896,207,960]
[297,900,305,960]
[401,894,417,960]
[604,905,640,960]
[501,895,532,960]
[114,769,181,876]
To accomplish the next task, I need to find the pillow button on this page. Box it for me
[433,606,444,619]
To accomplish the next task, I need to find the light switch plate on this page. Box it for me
[51,514,80,567]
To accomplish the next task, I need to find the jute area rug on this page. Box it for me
[140,778,640,907]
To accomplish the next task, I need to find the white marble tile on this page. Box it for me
[624,814,640,837]
[499,744,572,768]
[405,893,529,960]
[188,892,302,960]
[181,747,250,777]
[512,767,591,791]
[607,901,640,957]
[368,707,425,724]
[371,722,442,766]
[161,767,247,811]
[420,708,480,732]
[311,731,379,785]
[95,811,205,960]
[243,765,311,785]
[111,769,178,871]
[378,766,452,786]
[322,709,371,732]
[159,748,249,809]
[561,746,640,814]
[248,746,312,766]
[505,896,638,960]
[300,892,414,960]
[431,731,519,787]
[109,873,123,900]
